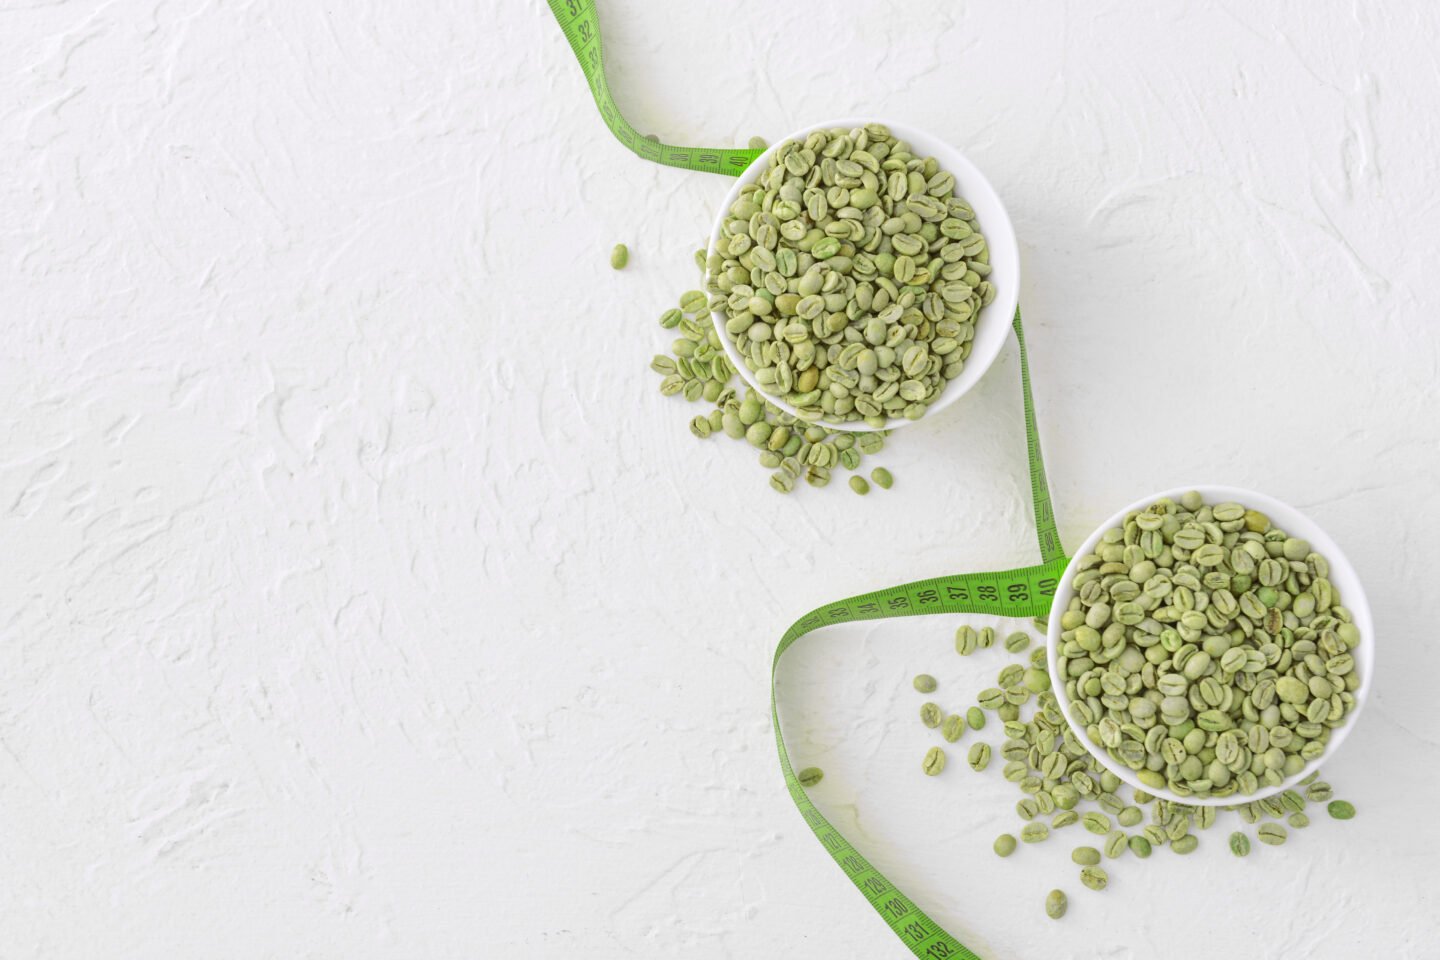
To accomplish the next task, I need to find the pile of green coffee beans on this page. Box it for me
[708,123,995,426]
[1056,493,1363,799]
[648,271,897,495]
[904,620,1356,921]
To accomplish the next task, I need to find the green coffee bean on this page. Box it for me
[1045,889,1068,920]
[922,746,947,776]
[1071,846,1101,866]
[955,625,978,656]
[1327,800,1356,820]
[1004,632,1031,653]
[1052,811,1079,829]
[920,702,943,728]
[1023,667,1051,693]
[748,135,768,150]
[1229,832,1250,857]
[1079,866,1108,891]
[1117,807,1143,828]
[1171,835,1199,854]
[1021,822,1050,844]
[1103,830,1127,859]
[1257,823,1288,845]
[871,467,893,489]
[977,688,1004,710]
[913,674,937,693]
[967,742,991,772]
[1287,812,1310,829]
[978,627,996,649]
[1127,835,1152,858]
[689,415,712,438]
[797,767,823,788]
[1082,813,1112,835]
[941,714,965,743]
[966,706,986,730]
[610,243,629,269]
[849,476,870,495]
[679,289,707,314]
[991,833,1018,857]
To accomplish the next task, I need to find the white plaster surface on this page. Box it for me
[3,1,1439,957]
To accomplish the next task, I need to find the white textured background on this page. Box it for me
[3,1,1439,957]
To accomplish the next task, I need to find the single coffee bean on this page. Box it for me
[922,746,947,776]
[1021,822,1050,844]
[610,243,629,269]
[941,714,965,743]
[1103,830,1127,859]
[1005,631,1031,653]
[1079,866,1109,891]
[977,688,1004,710]
[993,833,1017,857]
[1257,823,1288,845]
[1071,846,1101,866]
[871,467,894,489]
[1327,800,1356,820]
[1045,889,1068,920]
[797,767,823,788]
[967,742,991,772]
[920,702,943,728]
[1171,835,1199,854]
[1127,835,1152,858]
[913,674,937,693]
[1229,832,1250,857]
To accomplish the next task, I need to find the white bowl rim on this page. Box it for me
[706,116,1021,433]
[1045,484,1375,807]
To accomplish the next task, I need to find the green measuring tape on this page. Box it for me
[548,0,763,175]
[547,3,1068,954]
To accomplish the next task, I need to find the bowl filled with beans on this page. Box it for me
[705,118,1019,432]
[1046,486,1374,806]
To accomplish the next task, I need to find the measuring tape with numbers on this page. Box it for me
[546,2,1068,955]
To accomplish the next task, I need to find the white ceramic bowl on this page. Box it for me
[1046,485,1374,807]
[707,118,1019,432]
